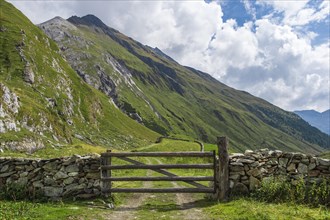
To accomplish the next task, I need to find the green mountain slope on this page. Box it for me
[0,0,159,152]
[38,14,329,153]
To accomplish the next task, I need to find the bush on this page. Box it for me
[251,177,330,207]
[0,183,42,201]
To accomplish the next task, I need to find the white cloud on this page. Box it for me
[8,0,330,111]
[258,0,330,26]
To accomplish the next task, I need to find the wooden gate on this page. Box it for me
[100,151,217,194]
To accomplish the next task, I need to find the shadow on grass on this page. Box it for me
[117,198,216,212]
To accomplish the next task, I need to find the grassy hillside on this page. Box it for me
[0,0,159,152]
[38,14,328,153]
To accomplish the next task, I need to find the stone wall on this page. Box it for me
[0,154,101,200]
[229,149,330,194]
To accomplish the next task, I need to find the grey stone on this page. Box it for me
[244,150,254,155]
[287,163,296,172]
[63,177,75,185]
[230,153,244,158]
[319,159,330,166]
[297,163,308,174]
[236,159,255,164]
[247,168,262,177]
[86,172,99,179]
[54,171,68,180]
[230,165,245,172]
[43,161,58,171]
[44,177,56,186]
[250,161,259,167]
[229,174,240,181]
[249,176,261,191]
[0,171,16,177]
[230,162,244,166]
[279,158,288,167]
[20,171,29,177]
[308,163,316,170]
[231,182,249,195]
[44,186,63,197]
[68,172,79,177]
[0,164,9,172]
[65,164,79,173]
[33,181,43,188]
[16,177,28,186]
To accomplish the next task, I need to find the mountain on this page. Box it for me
[0,0,159,152]
[36,13,329,153]
[294,110,330,135]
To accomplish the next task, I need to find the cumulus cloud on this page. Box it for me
[9,0,330,111]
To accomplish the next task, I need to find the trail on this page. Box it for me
[102,159,153,220]
[153,158,207,220]
[102,158,207,220]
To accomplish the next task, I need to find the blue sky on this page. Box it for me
[218,0,329,45]
[9,0,330,112]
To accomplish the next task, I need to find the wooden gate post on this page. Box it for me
[101,149,112,198]
[217,136,229,202]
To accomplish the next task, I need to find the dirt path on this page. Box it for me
[102,159,153,220]
[153,158,207,220]
[102,158,207,220]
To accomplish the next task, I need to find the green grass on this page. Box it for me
[204,198,329,220]
[0,200,109,220]
[320,151,330,159]
[0,0,160,151]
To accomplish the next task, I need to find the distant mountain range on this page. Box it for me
[294,110,330,135]
[0,0,329,154]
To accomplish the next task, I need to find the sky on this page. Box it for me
[9,0,330,112]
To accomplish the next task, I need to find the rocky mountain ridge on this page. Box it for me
[295,110,330,135]
[37,14,329,153]
[0,0,159,152]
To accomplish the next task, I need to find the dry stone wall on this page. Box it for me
[0,154,101,200]
[229,149,330,194]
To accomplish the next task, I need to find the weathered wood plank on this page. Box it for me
[118,157,210,189]
[101,151,214,157]
[217,136,229,202]
[101,176,214,181]
[101,163,214,170]
[101,150,111,198]
[103,188,215,193]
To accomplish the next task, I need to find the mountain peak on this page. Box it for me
[68,14,107,29]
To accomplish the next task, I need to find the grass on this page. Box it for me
[0,200,110,220]
[0,0,160,152]
[320,151,330,159]
[203,198,330,220]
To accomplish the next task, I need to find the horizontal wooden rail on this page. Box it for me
[101,164,214,170]
[103,188,215,193]
[118,157,209,189]
[101,176,214,182]
[101,151,214,157]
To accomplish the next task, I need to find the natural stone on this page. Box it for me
[65,164,79,173]
[54,171,68,180]
[249,176,261,191]
[287,163,296,172]
[308,163,316,170]
[63,177,75,185]
[43,161,58,171]
[278,158,288,167]
[231,183,249,196]
[319,159,330,166]
[44,187,63,197]
[297,163,308,174]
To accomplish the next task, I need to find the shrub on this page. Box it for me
[251,177,330,207]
